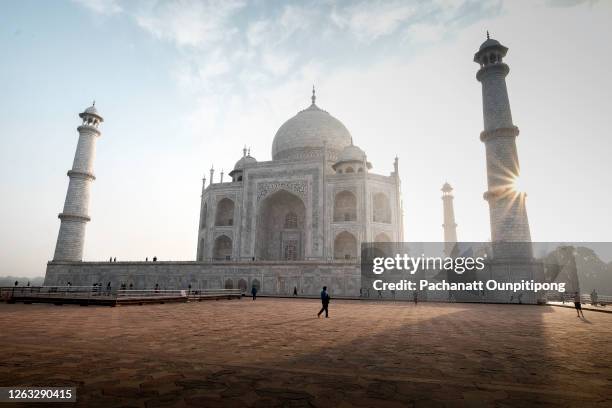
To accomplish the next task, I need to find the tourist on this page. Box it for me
[413,291,418,306]
[113,257,116,262]
[153,256,157,262]
[317,286,330,318]
[14,280,18,287]
[251,285,257,300]
[293,286,298,296]
[591,289,598,306]
[574,292,584,318]
[146,257,148,262]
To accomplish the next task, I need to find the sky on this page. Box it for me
[0,0,611,278]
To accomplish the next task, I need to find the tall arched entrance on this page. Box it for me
[256,190,306,260]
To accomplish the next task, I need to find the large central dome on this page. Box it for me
[272,90,352,161]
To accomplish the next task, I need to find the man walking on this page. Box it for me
[317,286,330,318]
[251,284,258,301]
[574,291,584,318]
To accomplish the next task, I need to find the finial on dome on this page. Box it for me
[311,85,316,105]
[243,145,247,157]
[486,30,490,40]
[248,147,251,156]
[92,100,96,107]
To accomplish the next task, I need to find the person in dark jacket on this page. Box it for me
[574,292,584,318]
[317,286,330,318]
[251,285,257,301]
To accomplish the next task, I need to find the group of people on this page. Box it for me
[91,282,112,295]
[108,256,158,262]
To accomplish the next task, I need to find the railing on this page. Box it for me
[545,292,612,305]
[1,286,242,305]
[1,286,114,299]
[116,288,242,299]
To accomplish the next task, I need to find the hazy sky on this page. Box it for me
[1,0,611,277]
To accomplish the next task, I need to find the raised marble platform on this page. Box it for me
[44,261,361,297]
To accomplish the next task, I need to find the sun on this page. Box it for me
[511,174,525,193]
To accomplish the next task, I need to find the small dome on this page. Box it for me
[79,102,103,121]
[479,38,501,51]
[337,144,366,163]
[84,105,99,115]
[441,182,453,193]
[271,90,352,161]
[233,154,257,170]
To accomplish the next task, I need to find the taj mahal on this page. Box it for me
[197,87,402,264]
[44,35,539,301]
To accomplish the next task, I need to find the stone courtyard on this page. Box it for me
[0,299,610,407]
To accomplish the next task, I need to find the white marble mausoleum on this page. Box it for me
[198,88,403,264]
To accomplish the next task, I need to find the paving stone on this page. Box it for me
[0,299,610,407]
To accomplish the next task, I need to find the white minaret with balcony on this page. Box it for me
[474,34,532,259]
[52,103,103,262]
[441,182,458,256]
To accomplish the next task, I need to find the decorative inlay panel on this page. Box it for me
[256,180,308,202]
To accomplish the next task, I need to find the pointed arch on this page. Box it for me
[238,279,247,293]
[375,232,391,242]
[334,231,358,260]
[213,235,232,260]
[373,193,391,223]
[334,190,357,222]
[256,189,305,261]
[215,198,235,226]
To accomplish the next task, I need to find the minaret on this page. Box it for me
[393,156,404,241]
[441,182,458,256]
[474,33,532,258]
[52,103,103,261]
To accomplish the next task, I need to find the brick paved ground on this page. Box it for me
[0,299,610,407]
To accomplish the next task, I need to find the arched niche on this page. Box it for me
[334,190,357,222]
[213,235,232,260]
[255,190,306,261]
[215,198,235,226]
[373,193,391,223]
[334,231,358,260]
